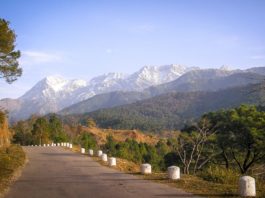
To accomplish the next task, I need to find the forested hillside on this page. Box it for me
[82,82,265,131]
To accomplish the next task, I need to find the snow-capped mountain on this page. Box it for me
[20,76,87,108]
[1,64,194,120]
[5,64,264,121]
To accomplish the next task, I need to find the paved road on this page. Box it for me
[5,147,197,198]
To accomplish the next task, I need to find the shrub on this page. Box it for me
[198,165,240,184]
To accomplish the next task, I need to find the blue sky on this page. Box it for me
[1,0,265,98]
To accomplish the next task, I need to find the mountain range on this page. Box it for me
[0,64,265,122]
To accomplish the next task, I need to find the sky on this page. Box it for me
[1,0,265,99]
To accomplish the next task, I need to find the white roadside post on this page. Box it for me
[239,176,256,197]
[69,144,73,149]
[167,166,180,180]
[88,149,94,156]
[101,153,108,162]
[141,163,152,174]
[108,157,116,166]
[97,150,103,157]
[81,148,85,154]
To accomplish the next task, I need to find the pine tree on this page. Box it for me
[0,19,22,83]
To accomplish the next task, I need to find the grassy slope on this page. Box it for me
[0,145,26,196]
[82,126,160,145]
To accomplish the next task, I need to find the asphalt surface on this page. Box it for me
[5,146,197,198]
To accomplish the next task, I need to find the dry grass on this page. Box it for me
[92,156,140,173]
[82,127,159,145]
[0,145,26,197]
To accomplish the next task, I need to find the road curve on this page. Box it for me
[5,146,197,198]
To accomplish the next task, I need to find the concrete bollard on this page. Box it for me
[69,144,73,149]
[88,149,94,156]
[97,150,103,157]
[81,148,85,154]
[66,143,70,147]
[43,144,46,147]
[239,176,256,197]
[167,166,180,180]
[108,157,116,166]
[141,163,152,174]
[101,153,108,162]
[47,144,50,147]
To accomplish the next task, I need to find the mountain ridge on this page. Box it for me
[1,65,265,121]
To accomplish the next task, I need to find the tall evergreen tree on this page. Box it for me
[0,19,22,83]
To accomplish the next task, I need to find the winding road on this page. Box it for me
[5,146,197,198]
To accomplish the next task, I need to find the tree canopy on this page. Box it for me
[0,19,22,83]
[204,105,265,174]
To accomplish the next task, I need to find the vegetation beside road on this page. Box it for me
[12,104,265,197]
[0,145,25,196]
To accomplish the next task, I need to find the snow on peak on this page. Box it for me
[219,65,231,71]
[44,76,68,92]
[127,64,195,88]
[18,63,200,117]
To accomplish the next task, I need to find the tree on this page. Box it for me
[31,118,49,145]
[0,19,22,83]
[104,135,117,156]
[205,105,265,174]
[78,132,97,150]
[87,117,96,128]
[0,111,11,147]
[176,118,217,174]
[48,114,68,142]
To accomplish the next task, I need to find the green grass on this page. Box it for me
[0,145,26,195]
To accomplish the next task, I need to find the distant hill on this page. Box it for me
[82,82,265,132]
[59,91,150,115]
[146,69,265,96]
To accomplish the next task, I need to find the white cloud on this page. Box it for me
[20,51,63,65]
[250,55,265,60]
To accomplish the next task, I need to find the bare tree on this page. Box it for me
[176,118,218,174]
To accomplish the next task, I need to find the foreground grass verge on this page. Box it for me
[0,145,26,197]
[91,154,265,197]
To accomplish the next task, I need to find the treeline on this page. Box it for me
[12,114,99,149]
[103,136,177,171]
[12,114,69,145]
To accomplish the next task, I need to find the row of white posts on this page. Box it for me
[31,142,73,148]
[31,144,256,197]
[80,148,117,167]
